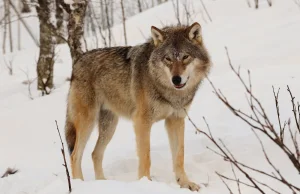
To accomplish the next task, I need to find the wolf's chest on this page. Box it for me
[151,100,188,122]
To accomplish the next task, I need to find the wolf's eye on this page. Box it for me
[183,55,189,60]
[165,57,172,62]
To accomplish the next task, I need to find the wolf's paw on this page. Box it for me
[178,179,200,192]
[139,175,152,181]
[95,176,107,180]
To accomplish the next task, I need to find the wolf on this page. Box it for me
[65,22,211,191]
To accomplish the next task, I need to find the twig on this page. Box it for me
[206,47,300,173]
[287,119,300,162]
[272,86,284,142]
[251,128,299,193]
[184,46,300,193]
[19,67,36,100]
[217,172,234,194]
[55,120,72,193]
[8,0,39,46]
[230,163,241,194]
[287,86,300,133]
[217,172,255,189]
[185,112,266,193]
[199,0,212,22]
[1,168,18,178]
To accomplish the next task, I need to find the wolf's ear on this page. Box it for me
[187,22,202,44]
[151,26,164,46]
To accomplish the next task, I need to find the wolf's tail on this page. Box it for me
[65,115,76,155]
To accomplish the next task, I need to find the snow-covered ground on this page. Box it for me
[1,0,300,193]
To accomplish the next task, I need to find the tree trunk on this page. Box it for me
[120,0,127,46]
[18,0,21,50]
[255,0,259,9]
[100,0,106,29]
[104,0,111,46]
[110,0,114,27]
[55,0,64,44]
[21,0,31,13]
[9,0,39,46]
[36,0,55,95]
[67,1,87,64]
[137,0,142,12]
[8,0,13,53]
[2,0,8,54]
[87,3,99,47]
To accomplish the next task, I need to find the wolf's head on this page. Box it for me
[149,22,211,90]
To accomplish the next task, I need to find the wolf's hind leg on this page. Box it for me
[67,97,97,180]
[165,116,200,191]
[92,109,118,180]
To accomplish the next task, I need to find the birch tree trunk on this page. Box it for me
[36,0,55,95]
[55,0,64,44]
[67,1,87,64]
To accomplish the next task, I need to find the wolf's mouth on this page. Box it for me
[174,83,186,89]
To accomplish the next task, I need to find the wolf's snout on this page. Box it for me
[172,76,182,85]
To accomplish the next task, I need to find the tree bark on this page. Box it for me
[36,0,55,95]
[67,1,87,64]
[21,0,31,13]
[55,0,64,44]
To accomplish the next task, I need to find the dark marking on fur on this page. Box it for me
[65,121,76,155]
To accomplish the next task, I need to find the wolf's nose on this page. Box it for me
[172,76,182,85]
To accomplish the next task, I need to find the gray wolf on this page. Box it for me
[65,22,211,191]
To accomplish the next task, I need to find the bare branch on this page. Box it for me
[55,120,72,193]
[272,86,284,143]
[287,86,300,133]
[217,173,234,194]
[1,168,18,178]
[199,0,212,22]
[206,47,300,173]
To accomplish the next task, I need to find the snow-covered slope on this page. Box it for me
[1,0,300,193]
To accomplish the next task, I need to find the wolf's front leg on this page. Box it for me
[133,114,152,180]
[165,116,200,191]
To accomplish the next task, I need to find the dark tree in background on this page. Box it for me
[21,0,31,13]
[120,0,127,45]
[55,0,65,44]
[36,0,55,95]
[137,0,142,12]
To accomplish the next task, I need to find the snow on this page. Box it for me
[64,0,74,5]
[1,0,300,193]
